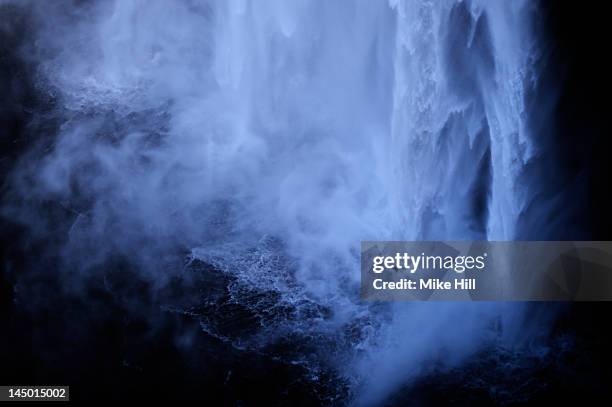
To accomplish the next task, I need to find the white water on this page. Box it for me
[17,0,550,404]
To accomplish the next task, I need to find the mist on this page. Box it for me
[2,0,570,404]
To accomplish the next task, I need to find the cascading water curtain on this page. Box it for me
[3,0,562,405]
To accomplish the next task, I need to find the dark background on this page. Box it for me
[1,0,611,404]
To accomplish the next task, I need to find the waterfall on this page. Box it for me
[390,0,539,241]
[5,0,557,404]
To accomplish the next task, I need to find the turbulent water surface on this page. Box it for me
[2,0,570,404]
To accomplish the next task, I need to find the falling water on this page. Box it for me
[5,0,559,404]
